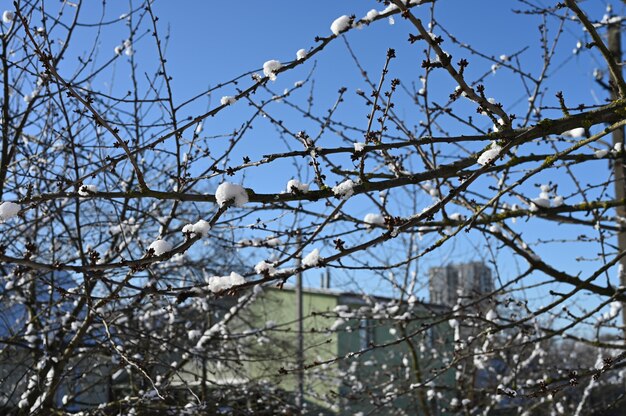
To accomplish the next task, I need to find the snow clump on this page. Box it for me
[296,49,307,60]
[331,15,352,35]
[492,118,505,132]
[0,201,20,221]
[332,179,356,200]
[613,142,623,154]
[149,239,173,256]
[594,148,609,159]
[263,60,282,81]
[286,179,309,193]
[485,309,498,322]
[354,142,366,152]
[489,224,501,233]
[449,213,465,221]
[122,39,133,56]
[2,10,14,24]
[254,261,276,275]
[604,301,622,321]
[477,142,502,166]
[364,9,379,22]
[302,248,322,267]
[552,195,564,207]
[23,92,36,103]
[562,127,585,138]
[215,182,248,208]
[530,195,550,210]
[220,96,236,106]
[364,213,385,229]
[182,220,211,237]
[78,184,97,196]
[208,272,245,293]
[529,184,565,210]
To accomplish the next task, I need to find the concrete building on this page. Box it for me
[178,285,455,415]
[429,262,494,307]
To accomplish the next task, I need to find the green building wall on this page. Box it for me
[240,286,341,412]
[238,286,455,415]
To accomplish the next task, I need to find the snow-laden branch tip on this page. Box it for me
[122,39,133,56]
[78,184,97,196]
[286,179,309,193]
[182,220,211,237]
[552,195,564,207]
[330,15,352,35]
[220,96,236,106]
[262,60,282,81]
[363,9,379,22]
[354,142,365,152]
[530,192,551,210]
[528,185,566,211]
[364,213,385,230]
[332,179,356,200]
[302,248,322,267]
[149,239,173,256]
[254,260,276,275]
[207,272,245,293]
[215,182,249,208]
[477,142,502,166]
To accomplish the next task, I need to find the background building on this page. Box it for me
[177,286,455,415]
[429,262,494,307]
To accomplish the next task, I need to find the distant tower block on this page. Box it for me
[429,262,493,307]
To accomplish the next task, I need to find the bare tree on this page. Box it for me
[2,0,626,414]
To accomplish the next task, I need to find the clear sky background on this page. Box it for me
[47,0,626,331]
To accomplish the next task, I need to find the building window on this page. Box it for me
[359,319,373,349]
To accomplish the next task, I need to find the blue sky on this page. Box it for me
[148,0,617,285]
[45,1,626,328]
